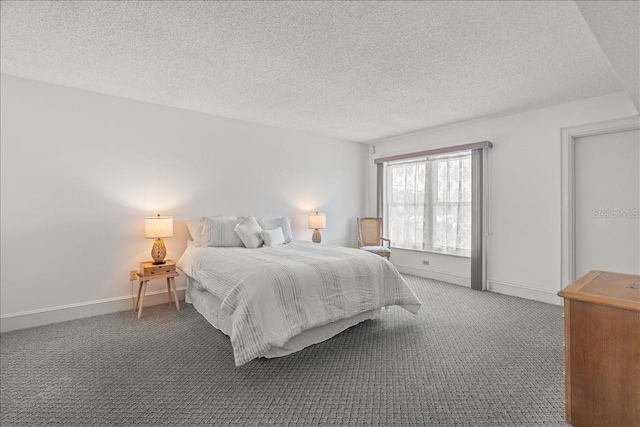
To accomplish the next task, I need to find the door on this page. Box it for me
[574,128,639,278]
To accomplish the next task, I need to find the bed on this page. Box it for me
[177,239,422,366]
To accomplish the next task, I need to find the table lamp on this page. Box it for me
[145,214,173,264]
[308,212,326,243]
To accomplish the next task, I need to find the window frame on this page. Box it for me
[383,151,472,257]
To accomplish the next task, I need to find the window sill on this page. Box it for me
[390,245,470,258]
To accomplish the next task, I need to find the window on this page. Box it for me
[385,151,472,256]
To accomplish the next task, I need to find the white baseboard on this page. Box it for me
[0,276,562,333]
[394,263,562,306]
[393,263,471,287]
[0,288,186,333]
[487,280,561,305]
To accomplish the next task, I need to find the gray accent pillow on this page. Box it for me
[234,216,264,249]
[201,216,244,247]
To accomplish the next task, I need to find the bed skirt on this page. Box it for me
[185,277,382,359]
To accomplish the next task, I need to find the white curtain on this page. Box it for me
[387,152,471,256]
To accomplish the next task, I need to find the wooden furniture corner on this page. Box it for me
[558,270,640,427]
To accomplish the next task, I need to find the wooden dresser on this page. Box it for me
[558,271,640,427]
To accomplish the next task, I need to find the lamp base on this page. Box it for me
[151,238,167,264]
[312,229,322,243]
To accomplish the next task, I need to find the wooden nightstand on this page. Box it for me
[135,259,180,318]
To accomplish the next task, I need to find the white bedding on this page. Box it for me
[177,241,421,366]
[186,281,383,360]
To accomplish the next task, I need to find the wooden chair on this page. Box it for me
[357,217,391,260]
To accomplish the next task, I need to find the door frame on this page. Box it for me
[560,115,640,289]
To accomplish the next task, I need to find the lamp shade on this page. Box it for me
[144,215,173,238]
[308,212,326,229]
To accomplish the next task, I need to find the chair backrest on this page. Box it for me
[358,217,382,247]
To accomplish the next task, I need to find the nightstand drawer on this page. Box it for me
[140,260,176,277]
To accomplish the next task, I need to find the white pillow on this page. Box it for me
[261,227,285,247]
[256,217,293,243]
[201,216,244,247]
[234,216,264,249]
[185,218,204,246]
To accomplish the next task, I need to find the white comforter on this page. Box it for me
[177,241,421,366]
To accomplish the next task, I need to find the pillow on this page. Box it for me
[261,227,285,247]
[201,216,244,247]
[256,217,293,243]
[234,216,263,249]
[185,218,204,246]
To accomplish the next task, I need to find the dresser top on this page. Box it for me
[559,270,640,311]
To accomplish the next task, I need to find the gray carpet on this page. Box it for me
[1,275,567,426]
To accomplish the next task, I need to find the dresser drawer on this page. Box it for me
[140,260,176,277]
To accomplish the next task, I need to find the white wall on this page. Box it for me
[0,74,368,331]
[367,92,638,304]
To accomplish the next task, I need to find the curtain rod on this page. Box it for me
[374,141,493,164]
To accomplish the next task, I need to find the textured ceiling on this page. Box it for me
[575,1,640,112]
[0,1,631,143]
